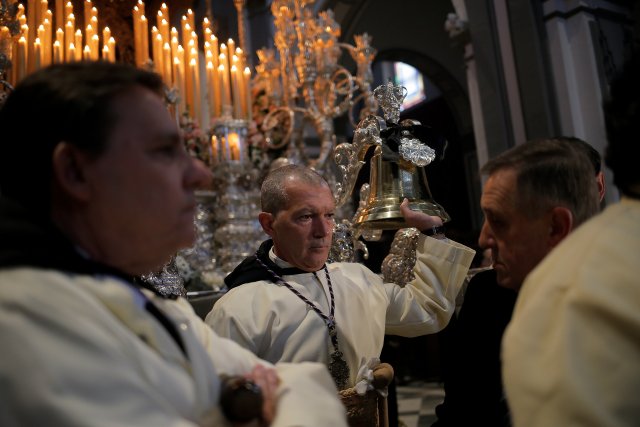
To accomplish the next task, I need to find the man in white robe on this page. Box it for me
[502,50,640,427]
[0,62,347,427]
[206,165,475,389]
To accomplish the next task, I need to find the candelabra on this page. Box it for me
[210,113,265,276]
[251,0,377,171]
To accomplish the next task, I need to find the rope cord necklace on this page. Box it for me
[254,254,350,390]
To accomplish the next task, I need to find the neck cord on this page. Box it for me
[254,255,340,351]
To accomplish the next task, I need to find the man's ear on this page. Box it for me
[51,142,91,201]
[596,171,606,202]
[258,212,275,237]
[548,206,573,248]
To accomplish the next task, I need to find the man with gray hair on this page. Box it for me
[503,50,640,427]
[433,137,601,427]
[206,164,475,391]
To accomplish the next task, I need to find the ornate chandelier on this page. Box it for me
[251,0,378,171]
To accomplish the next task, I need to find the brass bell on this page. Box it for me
[333,82,450,231]
[353,143,450,230]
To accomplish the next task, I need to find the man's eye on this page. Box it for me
[155,145,178,156]
[488,217,506,229]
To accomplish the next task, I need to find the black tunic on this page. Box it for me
[432,269,517,427]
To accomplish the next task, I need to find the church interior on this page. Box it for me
[1,0,638,426]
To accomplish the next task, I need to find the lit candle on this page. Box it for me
[83,44,91,60]
[133,5,141,66]
[56,27,63,49]
[37,24,45,65]
[154,32,163,79]
[173,57,185,116]
[210,34,219,68]
[231,64,242,119]
[206,60,215,118]
[17,36,27,81]
[74,29,82,60]
[140,14,149,65]
[243,66,253,122]
[102,44,109,61]
[228,132,240,161]
[218,62,231,109]
[91,34,99,60]
[64,18,74,59]
[102,26,111,46]
[210,35,220,116]
[68,41,75,61]
[190,58,200,123]
[53,39,62,63]
[34,37,42,70]
[163,42,172,86]
[107,37,116,61]
[190,45,200,94]
[235,47,244,75]
[227,38,235,61]
[43,16,52,65]
[85,24,93,46]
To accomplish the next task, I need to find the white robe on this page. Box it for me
[502,197,640,427]
[206,234,475,387]
[0,267,348,427]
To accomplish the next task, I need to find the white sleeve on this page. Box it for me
[384,234,475,336]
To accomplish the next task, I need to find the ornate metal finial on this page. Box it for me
[399,134,436,167]
[373,81,406,124]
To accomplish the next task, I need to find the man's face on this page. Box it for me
[478,169,553,291]
[261,181,335,272]
[81,87,210,275]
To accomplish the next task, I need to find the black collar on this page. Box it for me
[224,239,311,289]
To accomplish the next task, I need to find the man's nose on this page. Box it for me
[313,217,333,237]
[478,220,493,249]
[187,158,213,190]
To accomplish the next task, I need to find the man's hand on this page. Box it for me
[400,198,443,231]
[241,364,280,427]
